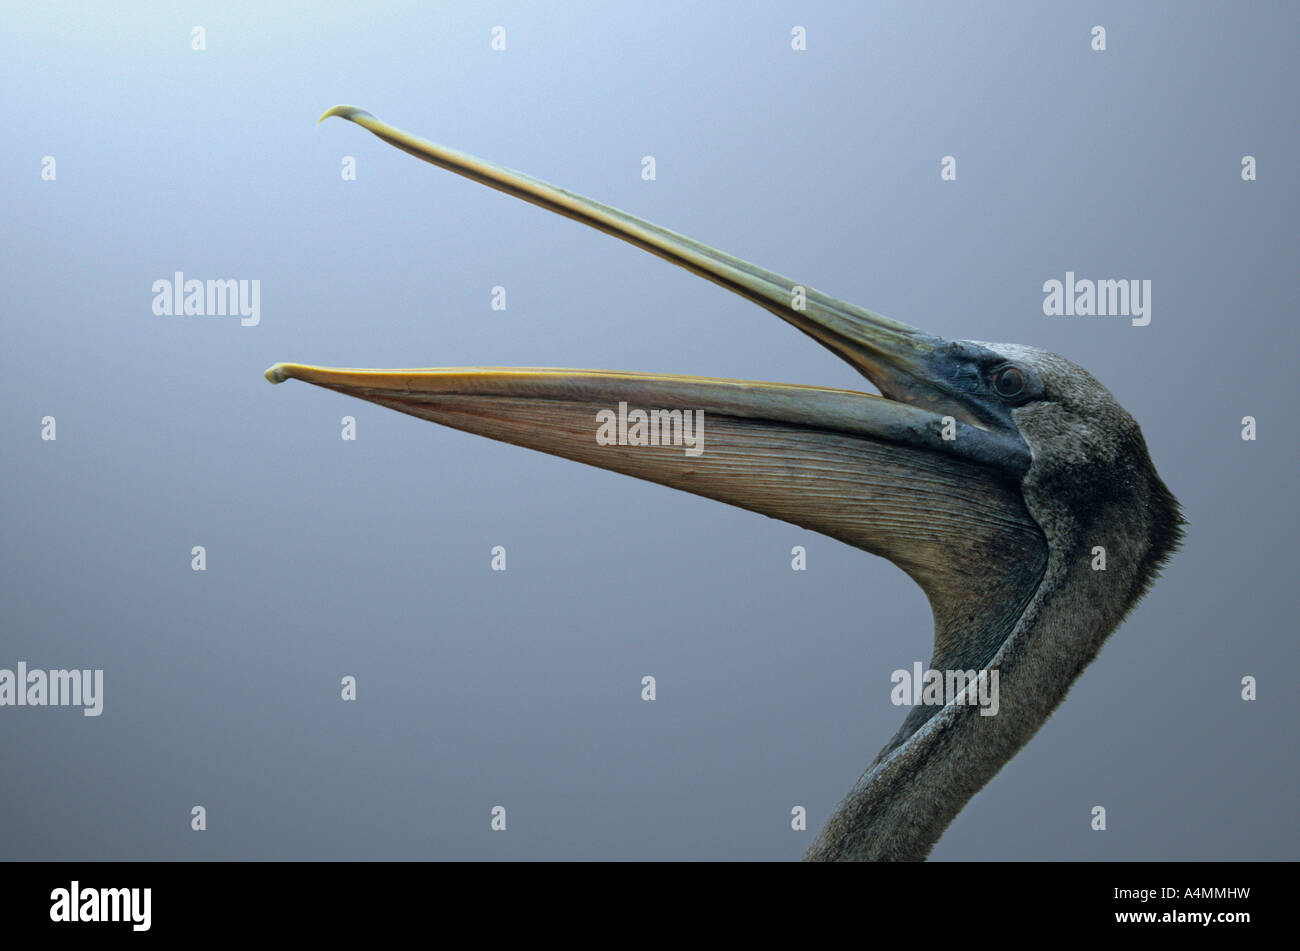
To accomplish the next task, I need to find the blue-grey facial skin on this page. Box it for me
[1,1,1295,861]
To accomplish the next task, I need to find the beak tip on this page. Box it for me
[318,104,371,126]
[264,363,294,384]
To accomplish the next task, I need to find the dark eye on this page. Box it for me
[993,366,1025,398]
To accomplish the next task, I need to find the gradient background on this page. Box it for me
[2,1,1296,860]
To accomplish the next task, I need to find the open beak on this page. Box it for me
[267,106,1040,609]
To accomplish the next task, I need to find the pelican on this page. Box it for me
[266,106,1185,861]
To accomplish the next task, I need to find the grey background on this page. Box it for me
[2,1,1296,860]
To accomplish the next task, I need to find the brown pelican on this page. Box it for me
[266,106,1184,861]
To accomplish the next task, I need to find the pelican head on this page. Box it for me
[267,106,1184,860]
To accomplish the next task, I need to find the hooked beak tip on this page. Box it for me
[318,104,372,126]
[265,363,293,384]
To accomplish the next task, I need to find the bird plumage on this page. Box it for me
[807,343,1184,860]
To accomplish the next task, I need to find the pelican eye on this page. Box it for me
[992,366,1025,398]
